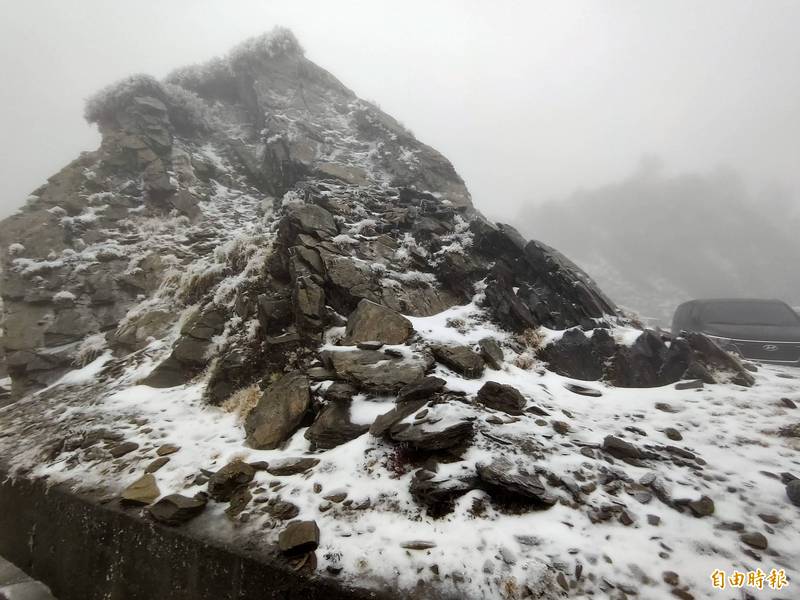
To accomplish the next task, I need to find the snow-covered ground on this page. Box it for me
[1,300,798,599]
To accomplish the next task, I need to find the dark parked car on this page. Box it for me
[672,298,800,365]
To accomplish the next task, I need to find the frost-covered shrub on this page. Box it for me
[165,57,237,101]
[52,290,77,305]
[515,328,545,350]
[229,27,304,69]
[84,74,165,125]
[171,262,226,305]
[164,27,302,104]
[74,333,107,367]
[162,83,217,133]
[85,73,216,135]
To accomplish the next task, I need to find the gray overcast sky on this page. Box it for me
[1,0,799,220]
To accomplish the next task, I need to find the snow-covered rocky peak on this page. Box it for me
[0,28,797,600]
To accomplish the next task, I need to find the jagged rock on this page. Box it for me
[244,372,310,449]
[610,330,669,387]
[323,381,356,402]
[602,436,643,461]
[563,383,603,397]
[121,474,160,505]
[397,376,446,403]
[476,459,555,507]
[684,332,755,387]
[285,205,338,239]
[539,328,615,381]
[181,308,225,340]
[478,338,504,370]
[541,327,753,389]
[357,341,383,350]
[410,471,479,516]
[786,480,800,506]
[739,531,768,549]
[675,379,704,390]
[145,457,169,473]
[278,520,320,555]
[687,495,715,518]
[257,291,292,330]
[156,444,179,456]
[389,419,473,451]
[341,299,413,345]
[293,276,325,332]
[432,345,484,378]
[266,499,300,520]
[108,441,139,458]
[207,460,256,502]
[323,349,431,392]
[226,486,252,518]
[148,493,207,525]
[305,399,368,449]
[369,399,427,437]
[266,457,320,476]
[476,381,526,415]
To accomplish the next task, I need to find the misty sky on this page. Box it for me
[1,0,799,221]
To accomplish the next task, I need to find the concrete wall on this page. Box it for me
[0,473,392,600]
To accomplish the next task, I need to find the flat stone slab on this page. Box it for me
[0,555,57,600]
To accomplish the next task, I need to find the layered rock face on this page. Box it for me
[0,27,631,402]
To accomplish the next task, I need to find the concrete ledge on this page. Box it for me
[0,472,391,600]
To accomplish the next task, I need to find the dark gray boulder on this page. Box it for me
[476,459,555,507]
[278,520,320,555]
[245,372,310,450]
[396,376,446,403]
[389,419,473,452]
[478,338,504,370]
[432,345,484,379]
[207,460,256,502]
[369,399,427,437]
[148,493,207,525]
[602,435,643,461]
[786,479,800,506]
[305,398,369,449]
[285,205,338,239]
[539,328,615,381]
[341,299,413,345]
[476,381,526,415]
[323,349,430,392]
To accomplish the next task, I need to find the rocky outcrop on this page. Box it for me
[540,328,755,388]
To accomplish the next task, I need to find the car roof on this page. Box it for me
[680,298,787,306]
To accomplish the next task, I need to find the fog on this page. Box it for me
[2,0,799,221]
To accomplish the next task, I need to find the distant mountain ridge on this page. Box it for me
[520,165,800,324]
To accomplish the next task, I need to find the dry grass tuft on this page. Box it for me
[222,384,261,423]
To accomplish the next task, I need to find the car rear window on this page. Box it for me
[701,301,800,326]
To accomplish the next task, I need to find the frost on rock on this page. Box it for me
[0,27,798,600]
